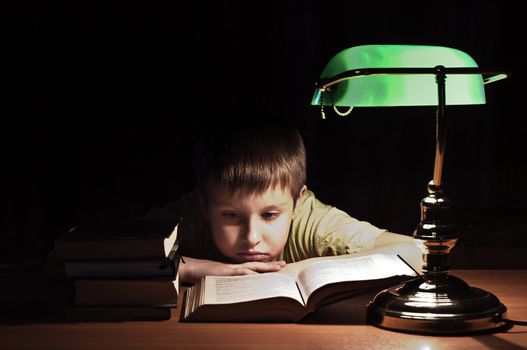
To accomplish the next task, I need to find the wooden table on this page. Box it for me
[1,270,526,350]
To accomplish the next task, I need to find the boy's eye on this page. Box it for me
[262,211,280,220]
[221,212,240,219]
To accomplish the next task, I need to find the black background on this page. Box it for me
[4,1,526,266]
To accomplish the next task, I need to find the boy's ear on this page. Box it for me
[292,185,307,218]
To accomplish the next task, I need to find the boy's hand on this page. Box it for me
[179,256,286,284]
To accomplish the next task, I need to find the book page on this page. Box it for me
[203,273,304,305]
[295,254,416,302]
[276,242,422,281]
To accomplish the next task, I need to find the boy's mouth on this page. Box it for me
[237,252,270,262]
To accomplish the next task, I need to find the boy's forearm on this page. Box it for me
[372,232,422,273]
[178,256,230,284]
[374,231,414,247]
[178,256,286,284]
[178,256,236,284]
[178,256,198,284]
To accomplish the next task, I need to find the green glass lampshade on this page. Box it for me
[311,44,486,107]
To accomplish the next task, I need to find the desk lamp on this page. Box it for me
[312,44,509,334]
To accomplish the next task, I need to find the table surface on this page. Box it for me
[1,269,526,350]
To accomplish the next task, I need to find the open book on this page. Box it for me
[181,253,418,322]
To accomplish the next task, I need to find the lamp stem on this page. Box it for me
[433,65,446,187]
[414,65,456,278]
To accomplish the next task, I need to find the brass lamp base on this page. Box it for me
[367,274,508,334]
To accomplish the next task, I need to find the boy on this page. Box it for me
[148,125,418,283]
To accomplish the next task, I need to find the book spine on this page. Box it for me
[73,279,179,307]
[55,239,164,261]
[64,260,176,278]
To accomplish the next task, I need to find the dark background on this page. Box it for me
[4,1,526,267]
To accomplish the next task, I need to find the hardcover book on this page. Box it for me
[73,271,180,307]
[63,244,180,279]
[54,219,180,261]
[181,253,418,322]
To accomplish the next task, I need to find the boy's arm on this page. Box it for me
[373,231,415,247]
[373,232,422,273]
[178,256,286,284]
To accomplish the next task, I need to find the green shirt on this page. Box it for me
[146,190,384,263]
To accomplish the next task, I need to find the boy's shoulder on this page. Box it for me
[299,190,333,213]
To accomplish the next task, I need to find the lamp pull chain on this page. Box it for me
[333,106,353,116]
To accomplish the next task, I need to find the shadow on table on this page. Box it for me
[300,290,378,325]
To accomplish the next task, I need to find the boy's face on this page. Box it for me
[205,185,302,263]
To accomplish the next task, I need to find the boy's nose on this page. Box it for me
[244,218,263,246]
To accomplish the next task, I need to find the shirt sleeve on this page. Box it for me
[282,191,385,262]
[312,207,385,256]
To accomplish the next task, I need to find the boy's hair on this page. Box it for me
[193,124,307,203]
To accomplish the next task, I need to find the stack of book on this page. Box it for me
[48,218,181,321]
